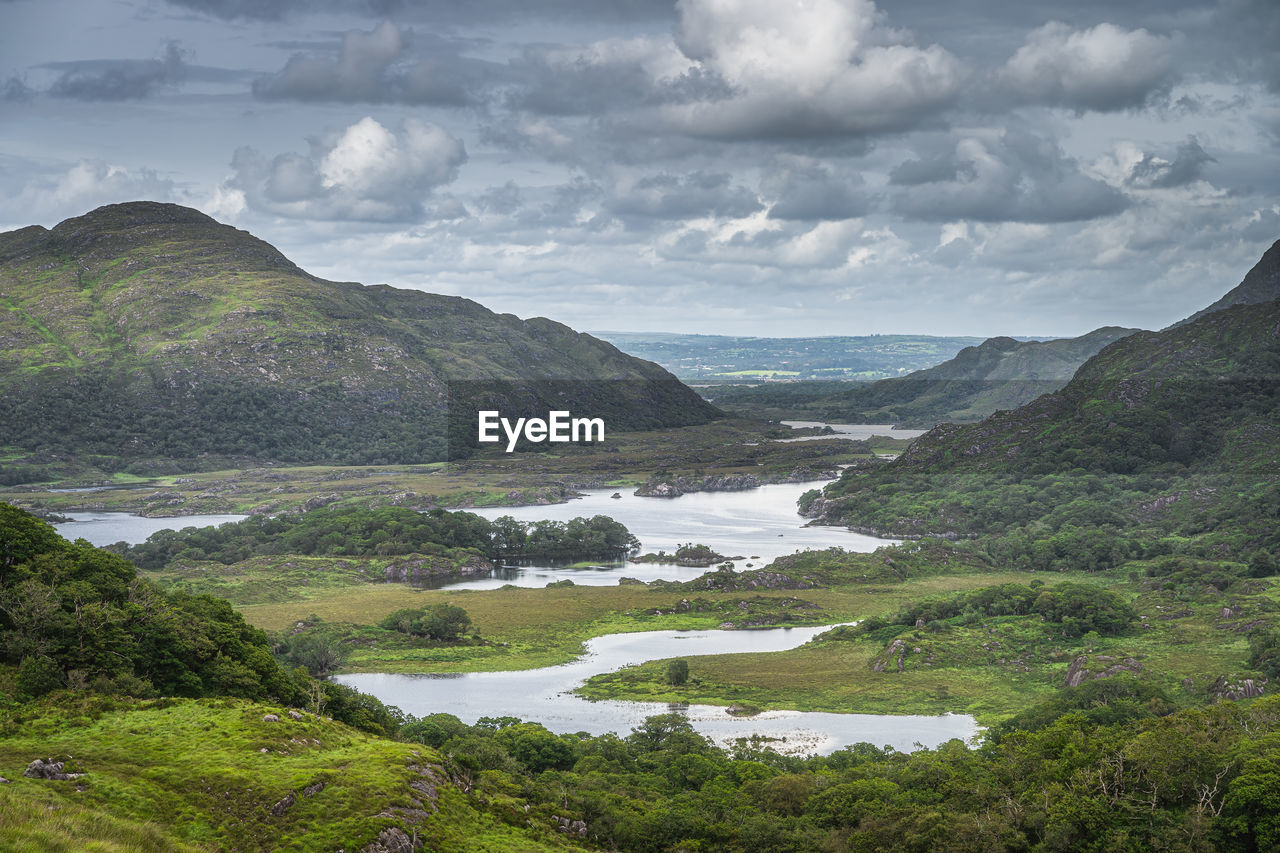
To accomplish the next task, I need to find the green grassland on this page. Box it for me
[0,694,584,852]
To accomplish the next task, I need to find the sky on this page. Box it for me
[2,0,1278,338]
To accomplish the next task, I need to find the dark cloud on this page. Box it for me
[1129,137,1215,188]
[608,171,761,220]
[997,21,1176,111]
[226,116,467,222]
[254,22,496,106]
[165,0,676,23]
[764,163,869,221]
[48,43,187,101]
[1211,0,1280,92]
[891,128,1129,223]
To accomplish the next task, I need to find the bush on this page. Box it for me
[16,656,63,699]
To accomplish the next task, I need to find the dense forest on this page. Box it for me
[113,506,640,570]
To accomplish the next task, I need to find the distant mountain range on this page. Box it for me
[702,243,1280,429]
[593,332,987,382]
[0,202,717,468]
[812,238,1280,552]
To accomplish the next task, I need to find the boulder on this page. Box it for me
[23,759,83,781]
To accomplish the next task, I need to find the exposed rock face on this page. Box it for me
[1063,654,1143,688]
[23,758,84,780]
[553,816,589,838]
[383,553,493,583]
[1209,675,1267,701]
[871,639,908,673]
[361,827,417,853]
[270,792,296,816]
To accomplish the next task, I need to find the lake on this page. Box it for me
[336,624,979,755]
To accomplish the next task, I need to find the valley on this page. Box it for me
[1,205,1278,851]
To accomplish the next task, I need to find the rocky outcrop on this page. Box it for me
[23,758,84,780]
[361,827,417,853]
[383,553,493,583]
[685,567,817,592]
[553,816,589,838]
[1063,654,1143,688]
[871,638,908,673]
[1209,675,1267,701]
[635,473,761,498]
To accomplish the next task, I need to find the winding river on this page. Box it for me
[48,424,979,753]
[336,625,979,754]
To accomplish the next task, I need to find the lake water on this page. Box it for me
[336,624,979,755]
[48,423,980,753]
[50,483,894,589]
[455,481,894,590]
[56,511,250,547]
[777,421,928,442]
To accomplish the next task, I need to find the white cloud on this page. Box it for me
[0,160,177,224]
[999,22,1175,111]
[658,0,966,138]
[226,117,467,222]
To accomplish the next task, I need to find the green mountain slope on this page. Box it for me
[0,202,717,467]
[810,295,1280,560]
[774,326,1139,427]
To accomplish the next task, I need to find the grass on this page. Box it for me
[0,695,584,852]
[574,566,1270,725]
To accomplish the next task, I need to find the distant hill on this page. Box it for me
[706,326,1137,427]
[1174,238,1280,327]
[803,326,1139,427]
[0,202,717,469]
[812,288,1280,555]
[595,332,986,381]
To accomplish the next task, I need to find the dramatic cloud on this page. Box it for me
[998,22,1175,111]
[165,0,678,23]
[254,21,486,105]
[225,116,467,222]
[658,0,967,139]
[48,43,187,101]
[890,129,1129,223]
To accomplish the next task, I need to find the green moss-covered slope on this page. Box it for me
[0,202,717,468]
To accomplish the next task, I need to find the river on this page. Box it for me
[47,424,979,752]
[336,625,979,754]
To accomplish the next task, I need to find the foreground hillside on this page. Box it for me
[0,202,716,470]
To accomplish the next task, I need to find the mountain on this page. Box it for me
[0,202,717,468]
[1174,238,1280,326]
[780,326,1139,427]
[811,292,1280,557]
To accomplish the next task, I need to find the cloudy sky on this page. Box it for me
[2,0,1278,337]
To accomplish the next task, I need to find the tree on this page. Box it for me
[667,659,690,686]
